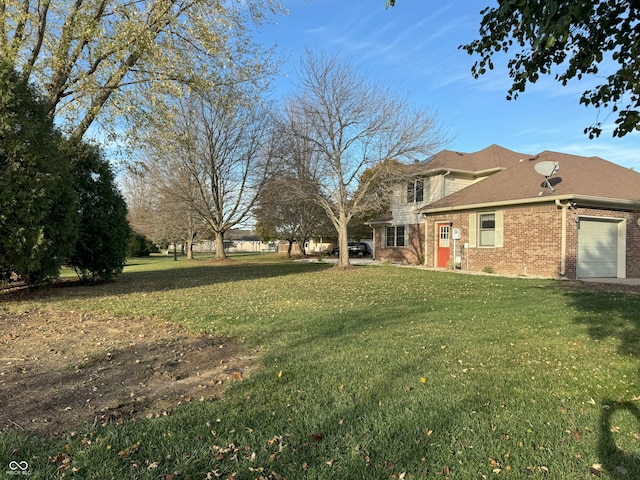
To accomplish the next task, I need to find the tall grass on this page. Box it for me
[1,254,639,479]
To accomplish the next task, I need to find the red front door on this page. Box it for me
[437,224,450,267]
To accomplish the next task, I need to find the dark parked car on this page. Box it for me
[329,242,372,257]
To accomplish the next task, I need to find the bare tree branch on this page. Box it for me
[283,50,449,267]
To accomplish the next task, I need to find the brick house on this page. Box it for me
[367,145,640,279]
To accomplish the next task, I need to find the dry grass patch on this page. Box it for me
[0,308,258,436]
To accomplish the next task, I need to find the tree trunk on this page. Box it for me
[186,235,194,260]
[287,240,293,257]
[337,214,350,267]
[216,232,227,259]
[297,238,307,256]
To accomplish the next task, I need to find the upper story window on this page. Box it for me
[407,178,424,203]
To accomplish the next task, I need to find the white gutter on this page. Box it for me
[555,199,570,276]
[421,194,640,214]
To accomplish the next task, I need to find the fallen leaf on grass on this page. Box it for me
[51,454,72,470]
[310,433,324,442]
[118,441,141,457]
[266,435,283,446]
[589,464,602,477]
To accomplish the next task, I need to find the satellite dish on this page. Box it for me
[534,161,559,177]
[534,161,559,192]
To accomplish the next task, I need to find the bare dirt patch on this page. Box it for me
[0,308,258,437]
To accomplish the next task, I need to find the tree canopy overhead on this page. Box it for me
[0,0,283,139]
[388,1,640,139]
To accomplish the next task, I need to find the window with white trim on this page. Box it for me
[406,179,424,203]
[468,211,503,248]
[385,225,407,247]
[479,213,496,246]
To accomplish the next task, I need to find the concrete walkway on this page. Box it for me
[580,277,640,286]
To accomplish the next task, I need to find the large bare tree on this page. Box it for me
[139,86,275,260]
[0,0,282,140]
[283,51,448,267]
[124,161,207,260]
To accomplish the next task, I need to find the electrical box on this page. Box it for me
[452,228,461,240]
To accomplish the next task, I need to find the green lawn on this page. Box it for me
[1,254,639,479]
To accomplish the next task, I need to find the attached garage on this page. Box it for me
[577,218,625,278]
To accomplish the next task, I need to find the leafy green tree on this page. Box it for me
[0,58,77,283]
[66,143,130,281]
[460,1,640,138]
[0,0,283,140]
[388,0,639,138]
[127,232,157,257]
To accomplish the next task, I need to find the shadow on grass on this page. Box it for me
[599,400,640,479]
[0,258,332,305]
[564,289,640,357]
[564,289,640,478]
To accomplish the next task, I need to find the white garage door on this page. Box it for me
[577,219,619,278]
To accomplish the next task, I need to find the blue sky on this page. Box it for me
[254,0,640,170]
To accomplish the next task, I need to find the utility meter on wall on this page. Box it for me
[452,228,461,240]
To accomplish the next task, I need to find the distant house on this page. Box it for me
[367,145,640,279]
[193,229,272,253]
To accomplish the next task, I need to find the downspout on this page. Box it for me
[423,213,428,265]
[555,199,569,276]
[370,226,376,260]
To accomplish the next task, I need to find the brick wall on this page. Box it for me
[628,214,640,278]
[424,204,566,277]
[373,223,424,264]
[374,204,640,279]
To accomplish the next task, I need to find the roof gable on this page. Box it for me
[415,144,531,175]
